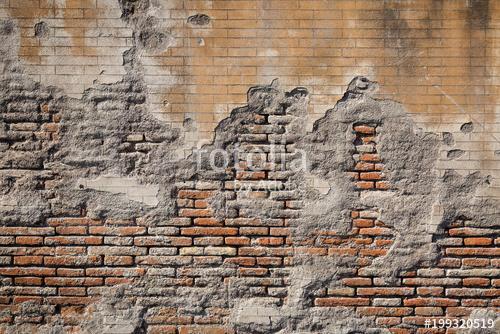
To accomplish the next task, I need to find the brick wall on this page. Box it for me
[0,0,499,197]
[0,82,498,333]
[0,1,499,333]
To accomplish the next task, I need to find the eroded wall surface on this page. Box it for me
[0,0,499,334]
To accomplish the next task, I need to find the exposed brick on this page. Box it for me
[315,297,370,306]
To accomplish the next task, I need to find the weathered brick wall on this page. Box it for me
[0,0,498,199]
[0,1,499,334]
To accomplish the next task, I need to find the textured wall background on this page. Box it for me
[1,0,499,199]
[0,0,499,334]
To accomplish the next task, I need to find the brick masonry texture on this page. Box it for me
[0,0,499,200]
[0,1,499,334]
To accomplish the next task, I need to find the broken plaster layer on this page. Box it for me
[78,175,160,207]
[0,4,499,334]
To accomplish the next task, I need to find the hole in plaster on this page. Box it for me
[187,14,211,26]
[447,149,465,160]
[460,122,474,134]
[442,132,454,146]
[34,21,49,39]
[183,118,196,131]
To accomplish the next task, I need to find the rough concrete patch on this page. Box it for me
[79,175,159,206]
[457,308,499,333]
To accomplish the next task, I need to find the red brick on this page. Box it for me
[360,249,388,256]
[360,153,381,162]
[269,228,290,236]
[238,247,266,256]
[224,257,256,266]
[0,267,55,276]
[13,296,42,304]
[462,258,490,267]
[15,236,43,245]
[354,162,375,171]
[86,268,145,277]
[238,268,268,276]
[437,257,461,268]
[178,209,213,217]
[44,256,102,266]
[56,268,84,277]
[463,277,489,286]
[194,200,208,208]
[194,218,222,226]
[14,277,42,285]
[59,287,86,296]
[403,298,459,307]
[236,171,266,180]
[315,297,370,306]
[360,172,383,180]
[104,256,133,266]
[355,181,374,189]
[178,190,213,199]
[353,125,375,134]
[462,299,488,307]
[55,226,87,235]
[256,257,282,266]
[134,236,192,246]
[0,227,54,235]
[342,277,372,286]
[357,307,412,316]
[88,226,146,236]
[357,287,414,296]
[375,181,390,189]
[448,228,495,236]
[359,227,393,236]
[446,248,500,256]
[416,287,443,296]
[255,237,283,246]
[14,256,43,265]
[463,237,492,246]
[415,307,443,316]
[45,277,103,286]
[353,219,374,228]
[328,248,358,256]
[181,227,238,236]
[44,236,102,246]
[224,237,250,246]
[56,246,86,256]
[376,317,401,326]
[148,325,177,334]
